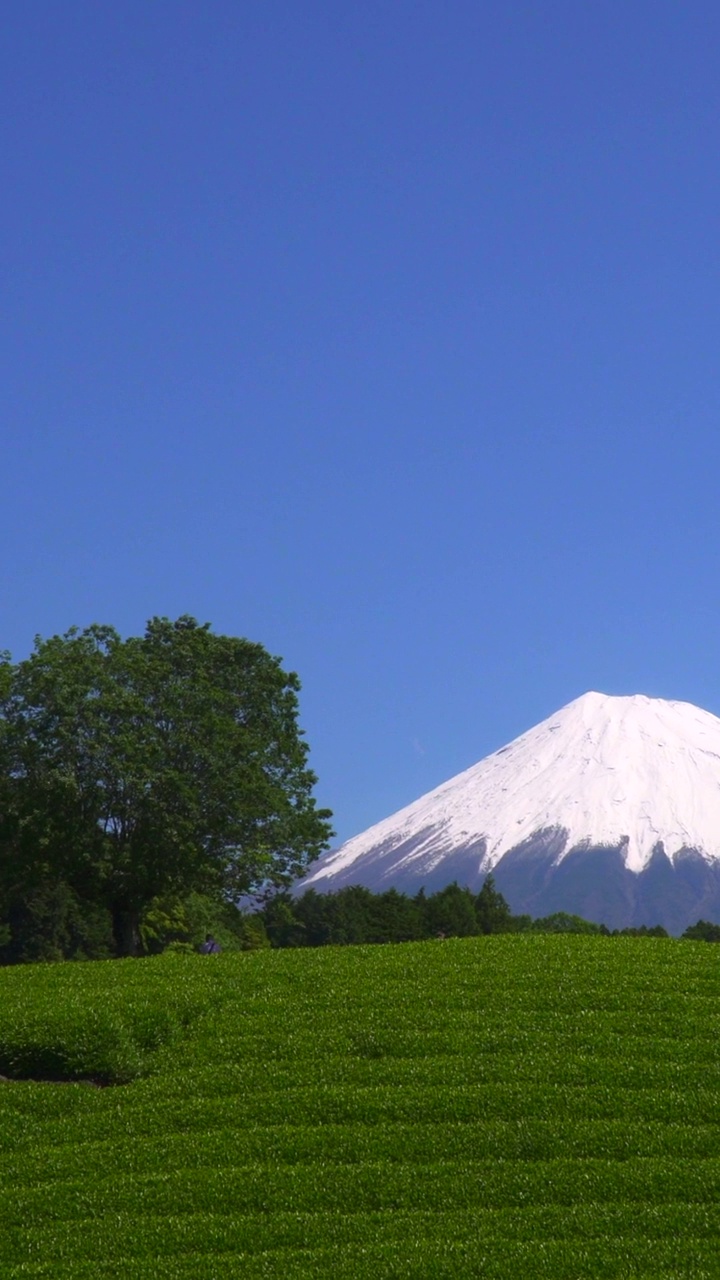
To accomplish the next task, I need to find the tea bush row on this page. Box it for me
[2,937,720,1275]
[6,1222,720,1279]
[7,1117,720,1189]
[7,1156,720,1231]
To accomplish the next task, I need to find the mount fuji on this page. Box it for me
[302,692,720,934]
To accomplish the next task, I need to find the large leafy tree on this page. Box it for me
[0,617,333,955]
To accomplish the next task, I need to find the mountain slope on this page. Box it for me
[302,693,720,932]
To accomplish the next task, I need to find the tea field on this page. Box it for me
[1,935,720,1277]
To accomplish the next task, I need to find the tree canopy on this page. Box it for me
[0,616,333,955]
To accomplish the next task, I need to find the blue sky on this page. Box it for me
[3,2,720,845]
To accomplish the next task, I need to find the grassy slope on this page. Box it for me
[1,936,720,1278]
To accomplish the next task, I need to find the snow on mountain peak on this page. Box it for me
[304,691,720,890]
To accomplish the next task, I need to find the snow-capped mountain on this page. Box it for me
[301,692,720,933]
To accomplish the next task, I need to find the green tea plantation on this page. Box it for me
[1,935,720,1277]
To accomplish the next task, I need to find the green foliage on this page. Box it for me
[139,895,191,954]
[0,617,333,955]
[530,911,609,934]
[290,883,425,946]
[263,878,541,947]
[422,881,479,937]
[139,891,264,954]
[263,892,308,947]
[475,873,517,933]
[0,954,220,1083]
[1,936,720,1274]
[613,924,669,937]
[682,919,720,941]
[234,915,270,951]
[0,880,114,964]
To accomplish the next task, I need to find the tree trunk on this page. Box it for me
[112,905,142,957]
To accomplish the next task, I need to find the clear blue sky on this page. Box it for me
[3,2,720,845]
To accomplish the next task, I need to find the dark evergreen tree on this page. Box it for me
[293,888,334,945]
[422,882,478,938]
[263,893,307,947]
[474,875,515,934]
[681,920,720,942]
[372,888,423,943]
[332,885,379,944]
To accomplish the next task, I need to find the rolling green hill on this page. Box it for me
[1,936,720,1277]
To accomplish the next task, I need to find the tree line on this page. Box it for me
[258,881,673,947]
[0,872,684,963]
